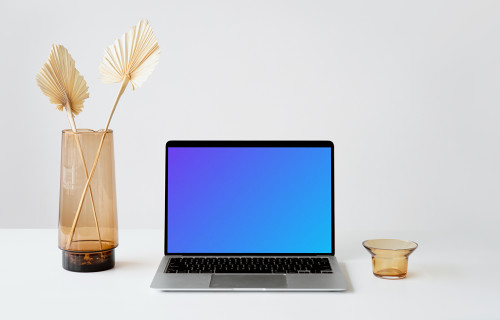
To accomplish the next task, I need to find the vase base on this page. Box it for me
[62,249,115,272]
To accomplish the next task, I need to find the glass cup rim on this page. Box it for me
[62,129,113,134]
[362,239,418,251]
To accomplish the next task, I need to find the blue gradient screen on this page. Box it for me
[167,147,332,253]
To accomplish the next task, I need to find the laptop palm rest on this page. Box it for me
[209,275,287,288]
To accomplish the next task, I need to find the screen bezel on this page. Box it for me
[164,140,335,256]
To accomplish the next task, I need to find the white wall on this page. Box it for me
[1,0,499,235]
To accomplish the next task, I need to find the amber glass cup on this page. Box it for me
[363,239,417,279]
[59,129,118,272]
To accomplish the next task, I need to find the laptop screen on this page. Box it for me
[166,142,333,254]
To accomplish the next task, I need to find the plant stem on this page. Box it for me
[65,78,129,250]
[65,105,103,250]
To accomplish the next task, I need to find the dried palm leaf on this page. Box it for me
[36,44,89,129]
[36,45,102,249]
[99,19,160,90]
[66,20,160,249]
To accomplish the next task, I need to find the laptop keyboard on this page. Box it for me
[165,257,333,274]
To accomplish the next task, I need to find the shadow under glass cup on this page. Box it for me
[362,239,418,279]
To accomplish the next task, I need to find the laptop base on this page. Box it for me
[151,256,347,291]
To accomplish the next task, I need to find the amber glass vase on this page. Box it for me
[59,129,118,272]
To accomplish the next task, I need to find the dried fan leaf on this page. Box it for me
[36,45,89,115]
[99,19,160,89]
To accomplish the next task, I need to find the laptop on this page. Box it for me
[150,141,347,291]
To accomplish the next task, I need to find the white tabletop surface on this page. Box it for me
[1,229,498,319]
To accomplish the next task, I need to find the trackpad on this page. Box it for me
[210,275,287,288]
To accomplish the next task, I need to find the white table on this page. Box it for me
[1,229,498,319]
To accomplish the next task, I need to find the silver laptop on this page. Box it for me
[151,141,347,291]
